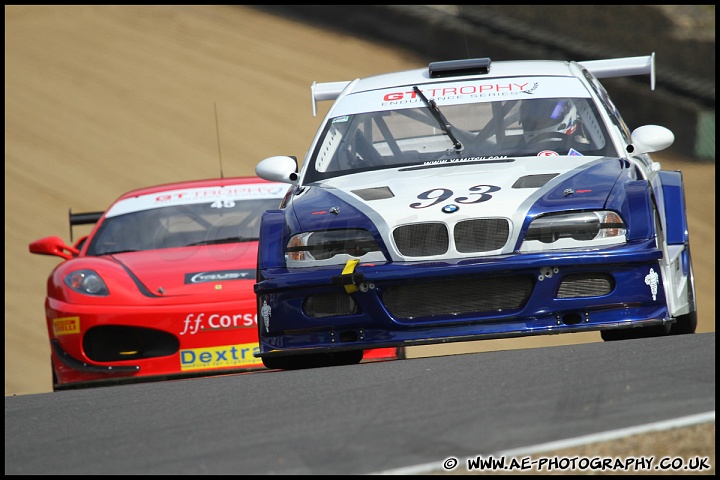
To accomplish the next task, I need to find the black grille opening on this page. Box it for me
[393,223,449,256]
[383,276,533,320]
[304,293,359,318]
[557,273,615,298]
[562,312,583,325]
[83,325,179,362]
[339,331,358,343]
[454,218,509,252]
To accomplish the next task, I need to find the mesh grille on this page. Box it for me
[393,219,510,257]
[304,293,358,318]
[382,276,533,320]
[454,218,509,252]
[393,223,449,256]
[557,273,614,298]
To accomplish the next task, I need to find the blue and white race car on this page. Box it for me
[254,54,696,369]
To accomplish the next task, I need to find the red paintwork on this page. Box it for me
[31,176,402,390]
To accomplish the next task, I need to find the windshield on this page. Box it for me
[305,95,617,183]
[86,198,281,255]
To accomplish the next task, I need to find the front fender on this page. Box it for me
[657,170,689,245]
[258,209,288,270]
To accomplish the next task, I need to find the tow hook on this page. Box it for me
[332,259,363,293]
[538,266,559,281]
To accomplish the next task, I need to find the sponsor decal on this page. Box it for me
[185,269,254,284]
[410,184,501,209]
[645,268,659,301]
[179,342,262,371]
[106,184,286,217]
[421,155,508,166]
[383,82,537,102]
[537,150,559,156]
[154,185,285,202]
[180,312,257,335]
[334,77,590,116]
[53,316,80,336]
[260,298,272,332]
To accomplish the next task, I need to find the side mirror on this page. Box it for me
[629,125,674,154]
[29,236,79,260]
[256,156,299,184]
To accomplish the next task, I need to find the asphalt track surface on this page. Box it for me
[5,333,715,475]
[5,5,715,475]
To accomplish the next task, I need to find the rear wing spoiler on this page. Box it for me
[309,53,656,117]
[69,209,103,242]
[311,81,351,117]
[579,53,655,90]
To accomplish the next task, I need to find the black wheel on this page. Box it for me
[601,323,671,341]
[601,208,666,342]
[671,310,698,335]
[51,359,59,392]
[262,350,363,370]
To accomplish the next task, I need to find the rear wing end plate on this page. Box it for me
[69,209,103,242]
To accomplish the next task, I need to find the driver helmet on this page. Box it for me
[520,98,579,142]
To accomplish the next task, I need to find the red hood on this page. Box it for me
[110,243,259,298]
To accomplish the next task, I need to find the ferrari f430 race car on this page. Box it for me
[30,176,404,390]
[254,54,696,370]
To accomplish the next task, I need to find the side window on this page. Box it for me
[583,70,632,144]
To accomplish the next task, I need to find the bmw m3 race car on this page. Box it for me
[253,54,697,370]
[30,176,404,390]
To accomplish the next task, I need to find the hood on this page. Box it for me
[111,242,259,298]
[291,156,624,259]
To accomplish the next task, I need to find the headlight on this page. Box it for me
[520,211,626,252]
[64,270,109,296]
[285,229,386,267]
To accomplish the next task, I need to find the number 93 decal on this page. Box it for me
[409,184,500,209]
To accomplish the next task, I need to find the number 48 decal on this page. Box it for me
[210,200,236,208]
[410,184,501,209]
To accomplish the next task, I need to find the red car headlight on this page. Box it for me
[64,270,109,296]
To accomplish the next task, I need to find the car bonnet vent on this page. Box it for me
[429,58,491,78]
[512,174,559,188]
[352,186,395,201]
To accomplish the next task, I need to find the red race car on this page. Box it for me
[29,176,405,390]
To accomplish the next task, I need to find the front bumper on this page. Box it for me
[255,240,671,357]
[47,297,263,388]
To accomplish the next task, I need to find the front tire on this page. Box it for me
[670,250,697,335]
[602,207,697,341]
[262,350,363,370]
[601,323,671,341]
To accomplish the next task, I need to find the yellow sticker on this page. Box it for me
[179,342,262,371]
[53,317,80,336]
[342,258,360,293]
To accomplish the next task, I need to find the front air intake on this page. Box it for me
[556,273,615,298]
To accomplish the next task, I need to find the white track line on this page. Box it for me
[371,411,715,475]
